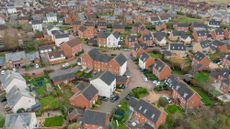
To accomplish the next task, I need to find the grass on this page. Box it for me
[143,70,158,81]
[129,87,149,99]
[208,52,223,61]
[194,72,209,86]
[40,96,60,110]
[150,52,162,59]
[192,87,215,106]
[174,16,202,23]
[166,105,183,114]
[44,116,64,127]
[0,115,4,128]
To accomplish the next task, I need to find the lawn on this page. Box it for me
[194,72,209,86]
[40,96,60,110]
[174,16,202,23]
[0,115,4,128]
[165,105,183,114]
[143,70,158,81]
[44,116,64,127]
[192,87,215,106]
[150,53,162,59]
[129,87,149,99]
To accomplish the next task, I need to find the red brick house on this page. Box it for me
[152,59,171,81]
[224,28,230,39]
[174,23,190,32]
[192,51,210,70]
[96,32,109,47]
[60,38,83,58]
[132,23,145,33]
[72,21,82,32]
[80,110,110,129]
[220,80,230,93]
[192,31,208,42]
[48,51,66,65]
[210,40,229,53]
[113,23,125,33]
[155,22,167,31]
[81,49,127,76]
[96,21,107,31]
[139,33,154,46]
[165,76,202,109]
[69,82,98,109]
[210,29,225,40]
[128,98,167,129]
[132,43,146,58]
[125,35,138,48]
[78,26,95,39]
[139,52,154,70]
[221,53,230,68]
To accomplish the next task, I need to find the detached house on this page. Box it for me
[80,110,110,129]
[192,51,210,70]
[128,98,167,129]
[48,51,66,64]
[60,38,83,58]
[78,26,95,39]
[210,29,225,40]
[152,59,171,81]
[139,53,154,70]
[132,23,145,33]
[192,31,208,42]
[125,35,138,48]
[139,33,154,46]
[54,33,70,47]
[70,82,98,109]
[81,49,127,76]
[154,32,167,46]
[107,32,121,48]
[169,43,187,57]
[132,43,147,58]
[5,113,38,129]
[31,20,43,32]
[96,21,107,31]
[165,76,202,109]
[90,71,116,98]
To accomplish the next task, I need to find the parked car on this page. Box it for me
[99,96,109,102]
[153,80,160,86]
[110,95,120,103]
[117,85,127,89]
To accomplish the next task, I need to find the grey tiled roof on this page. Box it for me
[82,85,98,101]
[93,71,115,85]
[5,51,26,62]
[154,32,166,41]
[200,40,210,48]
[88,49,113,63]
[0,71,25,89]
[153,59,165,72]
[115,54,127,66]
[140,52,149,62]
[81,110,107,126]
[193,52,206,61]
[170,43,186,51]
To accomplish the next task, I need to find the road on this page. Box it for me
[97,52,153,113]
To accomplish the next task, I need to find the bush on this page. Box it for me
[158,97,169,107]
[129,87,148,99]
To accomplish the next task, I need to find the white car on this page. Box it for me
[153,80,161,86]
[35,64,39,69]
[1,70,5,75]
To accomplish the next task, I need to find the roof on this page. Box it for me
[82,85,98,100]
[0,71,25,89]
[49,67,79,82]
[210,69,230,79]
[93,71,115,85]
[81,110,107,127]
[128,98,162,123]
[88,49,113,63]
[170,43,186,51]
[32,20,42,24]
[97,32,110,38]
[114,54,127,66]
[38,45,53,51]
[113,23,124,29]
[116,76,128,83]
[48,51,65,59]
[112,32,120,39]
[65,38,81,47]
[54,33,69,39]
[5,112,36,129]
[200,40,210,48]
[127,35,138,42]
[154,32,166,41]
[140,52,150,62]
[143,33,153,41]
[196,31,208,36]
[153,59,165,72]
[193,51,206,61]
[165,76,195,101]
[5,51,26,62]
[26,52,39,61]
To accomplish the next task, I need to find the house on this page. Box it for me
[128,98,167,129]
[210,29,225,40]
[45,12,58,23]
[180,33,192,44]
[78,26,96,39]
[132,43,147,58]
[31,20,43,32]
[48,67,78,85]
[54,33,70,47]
[90,71,116,98]
[38,45,53,54]
[169,31,183,41]
[168,43,187,57]
[70,82,98,109]
[190,23,207,31]
[139,53,154,70]
[148,16,161,25]
[192,51,210,70]
[208,19,221,28]
[155,22,167,31]
[174,23,190,32]
[97,32,110,47]
[192,40,211,53]
[165,76,202,109]
[5,51,40,68]
[132,23,145,33]
[159,14,171,23]
[221,53,230,68]
[106,32,121,48]
[5,112,38,129]
[80,110,110,129]
[113,23,125,33]
[81,49,127,76]
[7,5,17,14]
[6,86,36,113]
[154,32,167,46]
[46,25,60,37]
[96,21,107,31]
[210,40,229,53]
[125,35,138,48]
[152,59,171,81]
[60,38,83,58]
[139,33,154,46]
[48,51,66,65]
[72,21,82,32]
[0,71,27,93]
[192,30,208,42]
[220,80,230,93]
[224,28,230,39]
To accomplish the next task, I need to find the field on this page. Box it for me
[44,116,64,127]
[190,0,229,5]
[174,16,203,23]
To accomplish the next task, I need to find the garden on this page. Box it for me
[129,87,149,99]
[44,116,64,127]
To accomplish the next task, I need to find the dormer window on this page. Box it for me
[143,109,147,114]
[139,106,142,110]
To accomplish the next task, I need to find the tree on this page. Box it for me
[68,123,80,129]
[158,97,169,107]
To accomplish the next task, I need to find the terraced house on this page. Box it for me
[81,49,127,76]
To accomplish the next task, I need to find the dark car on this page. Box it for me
[110,95,120,103]
[99,96,109,102]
